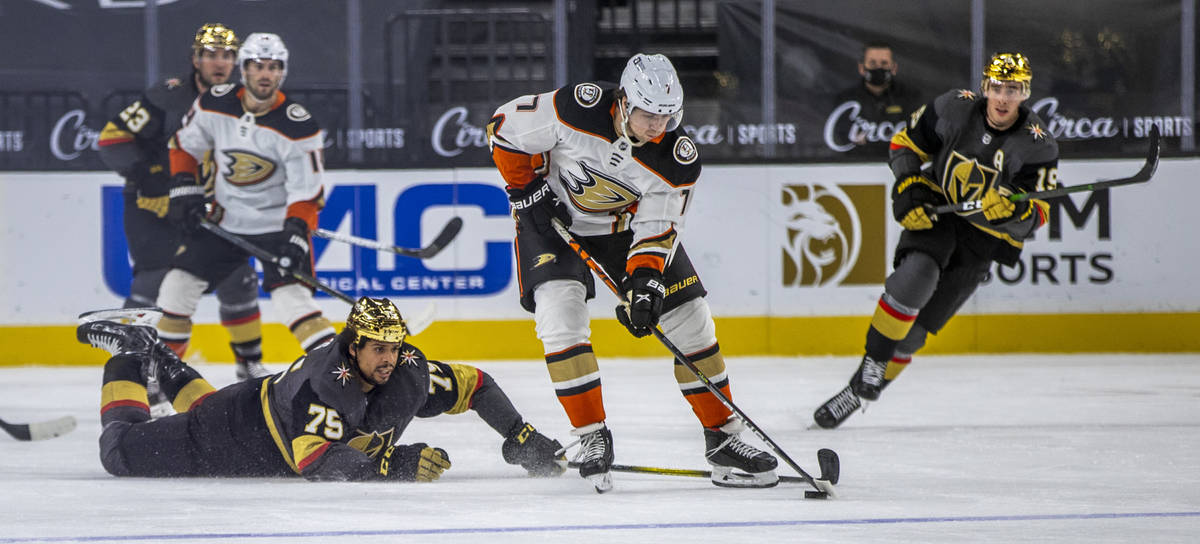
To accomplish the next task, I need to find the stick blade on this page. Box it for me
[1,415,77,441]
[817,447,840,485]
[417,217,464,259]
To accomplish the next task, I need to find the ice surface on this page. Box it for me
[1,354,1198,543]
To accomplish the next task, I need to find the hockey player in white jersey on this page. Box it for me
[157,32,335,374]
[487,53,778,492]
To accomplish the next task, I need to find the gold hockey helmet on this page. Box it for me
[981,53,1032,97]
[346,297,407,344]
[193,23,239,55]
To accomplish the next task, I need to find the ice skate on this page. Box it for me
[236,359,274,381]
[76,308,161,358]
[851,355,887,401]
[502,422,567,477]
[704,418,778,488]
[570,422,613,493]
[812,385,863,429]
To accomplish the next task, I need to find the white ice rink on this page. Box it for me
[2,353,1198,543]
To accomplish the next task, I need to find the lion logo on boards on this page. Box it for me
[222,149,276,186]
[781,182,886,286]
[347,428,396,459]
[211,83,235,97]
[674,136,698,165]
[559,161,641,213]
[530,253,557,270]
[575,83,602,108]
[287,103,311,122]
[942,150,999,206]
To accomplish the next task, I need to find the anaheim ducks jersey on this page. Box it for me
[170,83,326,235]
[889,89,1059,264]
[261,337,430,481]
[488,82,701,275]
[98,76,202,200]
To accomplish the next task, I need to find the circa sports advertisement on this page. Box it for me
[1,158,1194,328]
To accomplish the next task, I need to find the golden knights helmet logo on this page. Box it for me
[222,149,276,186]
[942,150,999,204]
[558,161,640,213]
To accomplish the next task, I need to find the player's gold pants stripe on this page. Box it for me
[260,378,299,474]
[872,298,917,341]
[157,314,193,336]
[172,379,217,413]
[444,363,481,415]
[223,318,262,344]
[101,380,148,414]
[673,349,725,384]
[545,346,599,383]
[674,346,733,428]
[292,315,334,350]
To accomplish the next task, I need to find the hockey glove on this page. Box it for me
[166,173,207,232]
[616,268,666,338]
[379,443,451,482]
[507,176,572,236]
[501,422,567,477]
[275,217,310,273]
[980,185,1029,223]
[892,174,941,231]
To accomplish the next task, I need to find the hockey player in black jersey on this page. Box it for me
[488,53,777,491]
[78,298,566,480]
[97,23,266,383]
[813,53,1060,429]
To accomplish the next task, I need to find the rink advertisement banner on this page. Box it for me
[1,158,1198,328]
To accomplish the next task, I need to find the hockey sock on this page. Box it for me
[220,307,263,366]
[545,343,605,428]
[864,293,919,362]
[289,312,335,352]
[882,354,912,390]
[674,344,733,429]
[100,355,151,426]
[157,311,193,358]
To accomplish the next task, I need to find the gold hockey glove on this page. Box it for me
[891,174,941,231]
[981,186,1017,222]
[380,443,451,482]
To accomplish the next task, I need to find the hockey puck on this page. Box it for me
[804,490,829,499]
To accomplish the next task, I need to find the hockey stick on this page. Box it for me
[197,220,436,334]
[313,217,463,259]
[566,451,841,485]
[0,415,77,441]
[550,219,837,497]
[933,125,1160,215]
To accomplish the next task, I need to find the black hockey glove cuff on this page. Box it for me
[501,422,567,477]
[276,217,310,273]
[891,174,943,222]
[379,443,451,482]
[166,173,206,232]
[507,176,572,236]
[616,268,666,338]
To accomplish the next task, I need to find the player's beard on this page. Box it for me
[247,79,279,102]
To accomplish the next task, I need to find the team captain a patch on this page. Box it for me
[674,136,697,165]
[575,83,602,108]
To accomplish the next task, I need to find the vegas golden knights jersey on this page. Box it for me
[889,89,1059,265]
[170,83,326,235]
[488,82,701,275]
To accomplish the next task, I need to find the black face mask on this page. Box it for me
[865,68,892,87]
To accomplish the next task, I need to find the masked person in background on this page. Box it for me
[831,41,923,158]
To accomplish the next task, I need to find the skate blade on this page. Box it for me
[710,467,780,489]
[585,471,613,493]
[78,307,163,327]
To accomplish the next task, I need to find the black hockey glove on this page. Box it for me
[275,217,310,273]
[378,443,451,482]
[616,268,666,338]
[891,174,942,231]
[166,172,207,232]
[501,422,567,477]
[507,176,571,236]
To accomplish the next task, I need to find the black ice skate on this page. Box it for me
[76,308,161,358]
[236,359,274,381]
[851,355,887,401]
[502,422,567,477]
[813,385,863,429]
[570,422,613,493]
[704,418,779,488]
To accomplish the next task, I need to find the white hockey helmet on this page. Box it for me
[619,53,684,131]
[238,32,289,86]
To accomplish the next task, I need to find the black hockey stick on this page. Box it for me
[567,448,840,486]
[198,220,437,334]
[933,125,1161,215]
[313,217,463,259]
[0,415,77,441]
[550,219,837,497]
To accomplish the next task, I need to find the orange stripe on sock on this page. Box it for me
[557,387,605,428]
[685,384,733,429]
